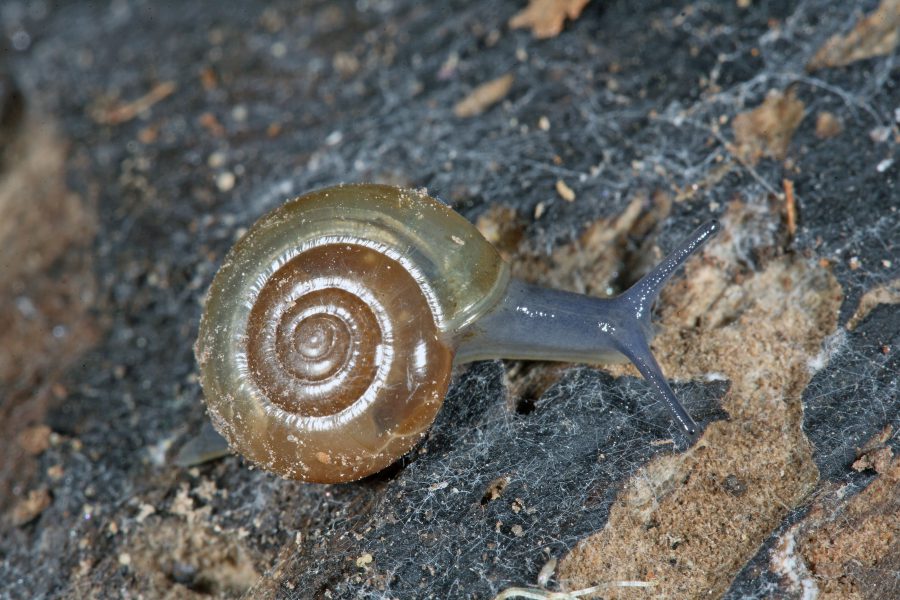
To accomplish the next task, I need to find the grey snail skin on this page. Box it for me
[192,184,719,483]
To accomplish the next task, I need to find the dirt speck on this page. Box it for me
[815,111,843,139]
[852,425,894,474]
[90,81,176,125]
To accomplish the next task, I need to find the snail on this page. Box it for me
[190,183,718,483]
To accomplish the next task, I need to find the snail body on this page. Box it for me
[195,184,718,482]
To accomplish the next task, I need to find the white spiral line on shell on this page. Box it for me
[234,235,444,433]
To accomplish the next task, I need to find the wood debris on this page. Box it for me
[93,81,176,125]
[509,0,592,39]
[853,446,893,474]
[482,475,510,503]
[10,488,51,526]
[17,425,51,456]
[807,0,900,71]
[793,456,900,596]
[454,74,514,118]
[475,204,524,258]
[782,178,796,237]
[555,179,576,202]
[730,89,805,164]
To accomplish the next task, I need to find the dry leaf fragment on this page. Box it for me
[807,0,900,71]
[453,74,514,118]
[509,0,591,40]
[10,488,51,526]
[731,89,805,164]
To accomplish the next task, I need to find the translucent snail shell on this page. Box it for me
[196,183,719,483]
[196,184,509,482]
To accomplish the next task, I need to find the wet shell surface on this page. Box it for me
[196,184,508,482]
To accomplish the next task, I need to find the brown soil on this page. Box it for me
[0,119,99,516]
[769,453,900,598]
[557,200,843,598]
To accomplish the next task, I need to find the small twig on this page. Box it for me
[782,178,797,238]
[94,81,176,125]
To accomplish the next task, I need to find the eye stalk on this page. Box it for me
[456,220,720,436]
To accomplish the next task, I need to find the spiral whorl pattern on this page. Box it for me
[244,241,428,427]
[203,239,453,482]
[197,184,507,482]
[247,273,382,419]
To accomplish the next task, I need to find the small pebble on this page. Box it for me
[231,105,248,122]
[537,557,557,586]
[215,171,235,192]
[207,152,226,168]
[870,126,890,143]
[723,474,747,496]
[171,561,197,585]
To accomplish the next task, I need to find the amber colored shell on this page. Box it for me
[196,184,508,482]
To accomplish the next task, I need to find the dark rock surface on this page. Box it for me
[0,1,897,598]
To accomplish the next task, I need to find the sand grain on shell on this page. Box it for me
[558,206,842,598]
